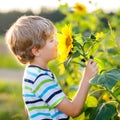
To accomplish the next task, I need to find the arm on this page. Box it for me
[56,59,98,117]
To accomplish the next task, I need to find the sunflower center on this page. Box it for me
[77,6,84,11]
[66,36,71,46]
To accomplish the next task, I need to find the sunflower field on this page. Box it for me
[0,1,120,120]
[51,2,120,120]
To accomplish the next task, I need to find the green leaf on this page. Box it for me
[86,96,98,107]
[107,47,118,55]
[94,58,105,72]
[90,103,116,120]
[83,40,91,48]
[73,112,85,120]
[73,33,83,44]
[90,69,120,89]
[58,3,69,14]
[72,51,81,58]
[112,81,120,97]
[87,42,100,57]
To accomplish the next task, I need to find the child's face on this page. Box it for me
[39,34,58,62]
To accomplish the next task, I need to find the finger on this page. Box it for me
[88,59,94,64]
[94,66,99,74]
[91,62,97,66]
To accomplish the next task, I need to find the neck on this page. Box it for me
[30,58,49,69]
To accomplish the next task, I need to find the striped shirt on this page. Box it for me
[22,65,69,120]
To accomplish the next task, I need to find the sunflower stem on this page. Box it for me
[75,41,88,61]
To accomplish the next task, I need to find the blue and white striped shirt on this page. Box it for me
[22,65,69,120]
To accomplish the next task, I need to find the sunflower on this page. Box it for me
[95,32,104,40]
[57,24,73,62]
[74,2,87,15]
[102,93,111,102]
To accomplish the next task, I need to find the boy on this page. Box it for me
[6,15,98,120]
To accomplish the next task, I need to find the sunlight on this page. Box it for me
[0,0,60,13]
[0,0,120,13]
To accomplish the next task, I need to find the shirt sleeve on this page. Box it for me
[32,74,66,109]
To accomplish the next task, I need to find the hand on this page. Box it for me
[83,59,98,81]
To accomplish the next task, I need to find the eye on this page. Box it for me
[49,39,54,42]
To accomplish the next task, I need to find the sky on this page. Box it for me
[0,0,120,14]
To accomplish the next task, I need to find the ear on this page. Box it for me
[31,48,40,56]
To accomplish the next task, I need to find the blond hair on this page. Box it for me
[5,15,56,64]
